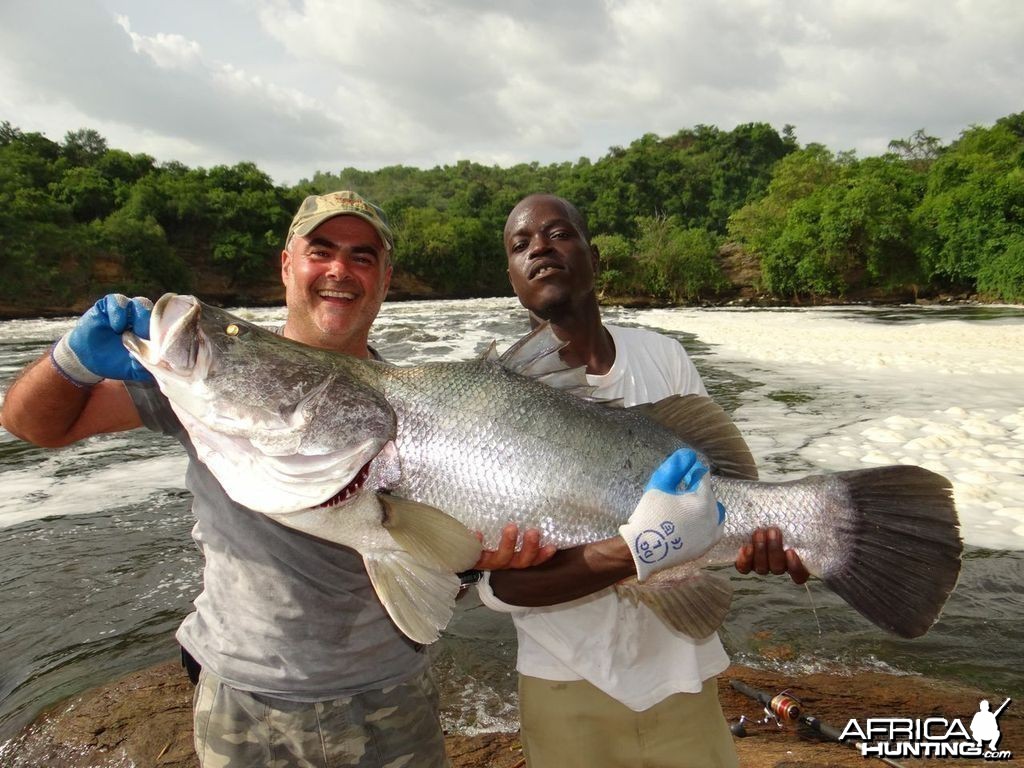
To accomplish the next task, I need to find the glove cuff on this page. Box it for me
[51,335,103,387]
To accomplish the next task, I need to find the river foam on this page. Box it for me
[636,306,1024,550]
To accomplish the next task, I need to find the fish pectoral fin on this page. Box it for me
[363,496,482,644]
[615,570,733,639]
[379,495,482,573]
[364,552,461,645]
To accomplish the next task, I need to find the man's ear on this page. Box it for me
[589,242,600,276]
[281,248,291,284]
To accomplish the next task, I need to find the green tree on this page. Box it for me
[0,121,23,145]
[97,209,190,295]
[0,126,85,302]
[591,233,638,296]
[394,207,500,295]
[914,118,1024,299]
[728,145,840,295]
[887,129,943,172]
[204,163,290,283]
[62,128,108,168]
[730,146,927,298]
[53,166,116,222]
[816,156,926,290]
[633,216,725,301]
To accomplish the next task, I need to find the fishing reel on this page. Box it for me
[764,690,802,726]
[729,680,802,737]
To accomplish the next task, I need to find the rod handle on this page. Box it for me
[801,715,844,742]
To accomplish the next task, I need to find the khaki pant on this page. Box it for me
[518,675,738,768]
[192,667,450,768]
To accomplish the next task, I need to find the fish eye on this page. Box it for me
[225,324,240,337]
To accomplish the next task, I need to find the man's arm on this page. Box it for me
[490,449,725,605]
[489,529,809,606]
[1,294,153,447]
[488,536,633,605]
[1,354,142,446]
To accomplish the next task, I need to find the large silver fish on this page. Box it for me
[124,294,962,645]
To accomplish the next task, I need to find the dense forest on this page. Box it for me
[1,113,1022,316]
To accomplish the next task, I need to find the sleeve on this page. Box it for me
[475,571,532,616]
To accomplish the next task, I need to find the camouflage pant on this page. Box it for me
[192,667,451,768]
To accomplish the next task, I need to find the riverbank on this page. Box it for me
[0,279,989,321]
[4,660,1019,767]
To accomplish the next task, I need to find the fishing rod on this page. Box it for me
[729,679,908,768]
[992,697,1012,718]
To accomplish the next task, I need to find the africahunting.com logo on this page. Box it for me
[839,698,1013,760]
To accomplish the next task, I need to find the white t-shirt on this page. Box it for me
[477,324,730,712]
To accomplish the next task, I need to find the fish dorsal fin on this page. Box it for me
[496,323,606,400]
[480,340,499,361]
[615,569,733,639]
[631,395,759,480]
[499,322,571,375]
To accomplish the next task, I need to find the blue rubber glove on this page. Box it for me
[50,294,154,386]
[619,449,726,582]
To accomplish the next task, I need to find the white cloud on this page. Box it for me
[116,15,204,71]
[0,0,1021,182]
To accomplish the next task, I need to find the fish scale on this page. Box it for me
[383,360,677,549]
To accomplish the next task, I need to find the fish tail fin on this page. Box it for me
[821,465,962,638]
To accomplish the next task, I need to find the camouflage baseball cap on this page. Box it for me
[286,190,394,251]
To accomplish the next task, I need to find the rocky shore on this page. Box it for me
[5,661,1019,767]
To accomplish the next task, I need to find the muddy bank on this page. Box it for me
[5,660,1019,767]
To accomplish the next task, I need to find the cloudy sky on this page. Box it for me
[1,0,1021,184]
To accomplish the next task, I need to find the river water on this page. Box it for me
[1,297,1022,746]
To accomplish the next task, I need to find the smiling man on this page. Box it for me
[281,192,395,353]
[0,190,551,768]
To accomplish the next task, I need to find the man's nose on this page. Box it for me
[526,234,552,258]
[324,254,352,280]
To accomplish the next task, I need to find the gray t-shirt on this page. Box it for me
[127,381,426,700]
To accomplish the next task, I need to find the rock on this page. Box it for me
[5,661,1020,767]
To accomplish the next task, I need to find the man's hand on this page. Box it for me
[473,524,557,570]
[51,294,154,386]
[735,527,810,584]
[619,448,725,582]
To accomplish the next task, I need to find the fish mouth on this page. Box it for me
[317,461,372,508]
[124,293,202,372]
[528,260,565,280]
[151,292,197,330]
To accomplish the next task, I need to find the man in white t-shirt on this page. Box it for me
[480,194,809,767]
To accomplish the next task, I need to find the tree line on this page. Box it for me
[1,113,1022,312]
